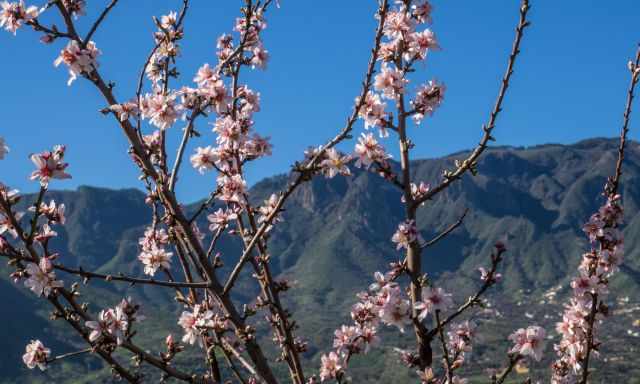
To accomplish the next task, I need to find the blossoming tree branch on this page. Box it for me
[0,0,639,383]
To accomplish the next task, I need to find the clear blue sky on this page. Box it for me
[1,1,638,202]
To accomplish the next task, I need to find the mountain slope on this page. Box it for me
[2,138,640,383]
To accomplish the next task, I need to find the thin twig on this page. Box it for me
[84,0,119,43]
[581,44,640,384]
[414,0,531,208]
[611,44,640,194]
[420,209,468,249]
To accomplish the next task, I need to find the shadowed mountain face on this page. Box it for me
[2,138,640,383]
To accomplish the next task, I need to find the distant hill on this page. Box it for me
[2,138,640,383]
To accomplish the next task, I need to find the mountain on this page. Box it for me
[2,138,640,383]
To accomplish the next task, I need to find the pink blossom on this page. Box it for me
[138,246,173,276]
[353,133,391,169]
[447,321,476,357]
[509,325,546,361]
[333,325,362,354]
[320,148,352,178]
[86,306,129,345]
[217,33,233,50]
[30,199,66,225]
[138,227,169,252]
[243,134,272,159]
[411,80,445,123]
[213,116,243,148]
[34,223,57,243]
[117,296,144,322]
[109,101,139,122]
[0,210,23,238]
[374,63,407,100]
[415,286,453,321]
[22,340,50,371]
[62,0,86,19]
[54,40,100,85]
[368,271,390,292]
[140,92,182,130]
[0,1,38,35]
[405,29,439,61]
[391,219,421,250]
[160,10,177,30]
[478,267,502,283]
[238,85,261,116]
[24,260,63,297]
[378,285,412,332]
[86,310,108,342]
[570,273,605,297]
[190,146,219,174]
[217,174,247,205]
[145,55,164,86]
[356,93,389,136]
[383,9,415,40]
[411,2,433,24]
[194,63,217,87]
[178,304,214,346]
[257,193,281,230]
[0,236,8,252]
[250,44,269,69]
[207,208,237,232]
[416,367,434,384]
[319,352,343,382]
[197,72,229,114]
[30,146,71,186]
[403,182,431,204]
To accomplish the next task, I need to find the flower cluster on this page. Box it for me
[320,267,408,381]
[356,93,390,136]
[140,92,182,130]
[29,145,71,186]
[109,100,139,122]
[29,199,66,225]
[86,297,142,345]
[411,80,445,124]
[447,321,477,366]
[54,40,101,85]
[207,208,237,232]
[353,133,392,169]
[374,63,408,100]
[145,11,182,88]
[22,340,50,371]
[257,193,282,231]
[509,325,546,362]
[414,285,453,321]
[138,227,172,276]
[178,304,215,346]
[23,257,63,297]
[552,192,624,382]
[320,148,352,179]
[402,181,431,205]
[0,0,38,34]
[354,0,444,180]
[184,8,275,215]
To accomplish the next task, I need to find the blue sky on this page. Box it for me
[0,1,638,202]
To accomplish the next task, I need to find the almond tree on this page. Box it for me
[0,1,638,383]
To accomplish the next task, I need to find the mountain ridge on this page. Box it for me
[2,137,640,383]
